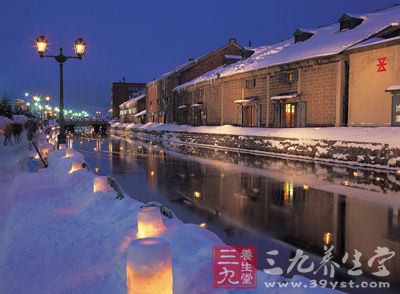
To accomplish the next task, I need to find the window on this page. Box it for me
[243,78,256,89]
[195,88,204,99]
[280,71,298,84]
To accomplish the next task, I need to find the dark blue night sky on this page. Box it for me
[0,0,397,113]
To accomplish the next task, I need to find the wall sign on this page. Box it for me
[392,96,400,127]
[377,57,387,72]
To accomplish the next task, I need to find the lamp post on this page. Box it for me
[35,36,86,148]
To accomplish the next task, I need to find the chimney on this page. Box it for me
[248,40,252,47]
[121,77,126,83]
[229,38,236,44]
[188,58,194,62]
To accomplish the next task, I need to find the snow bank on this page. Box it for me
[0,144,336,293]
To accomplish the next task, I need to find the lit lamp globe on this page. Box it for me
[126,238,173,294]
[137,207,166,239]
[36,36,48,57]
[74,38,86,57]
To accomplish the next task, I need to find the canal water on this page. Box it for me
[70,135,399,292]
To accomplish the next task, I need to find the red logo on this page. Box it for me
[212,245,257,288]
[377,57,387,72]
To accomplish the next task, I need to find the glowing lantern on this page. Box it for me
[93,176,112,193]
[65,148,74,158]
[199,223,207,229]
[303,184,310,190]
[41,147,50,157]
[34,153,39,159]
[150,171,155,177]
[126,238,173,294]
[69,159,85,174]
[137,207,166,239]
[193,191,201,199]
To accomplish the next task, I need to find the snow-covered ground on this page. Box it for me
[0,135,337,293]
[112,122,400,148]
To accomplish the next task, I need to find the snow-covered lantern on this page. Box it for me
[41,147,50,157]
[126,238,173,294]
[93,176,112,193]
[65,148,74,158]
[137,207,166,238]
[69,159,85,174]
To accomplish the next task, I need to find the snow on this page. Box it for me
[271,94,299,100]
[225,54,242,60]
[111,122,400,148]
[133,109,146,117]
[234,98,255,104]
[119,94,146,110]
[386,85,400,92]
[174,5,400,91]
[0,136,337,293]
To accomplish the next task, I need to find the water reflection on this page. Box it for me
[73,136,400,291]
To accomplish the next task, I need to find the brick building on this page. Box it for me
[146,39,251,123]
[346,34,400,126]
[174,5,400,128]
[119,94,146,123]
[111,79,146,119]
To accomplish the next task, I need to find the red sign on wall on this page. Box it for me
[377,57,387,72]
[213,245,257,288]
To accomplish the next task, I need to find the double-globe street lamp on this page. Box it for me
[35,36,86,147]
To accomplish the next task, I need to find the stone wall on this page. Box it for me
[111,125,400,170]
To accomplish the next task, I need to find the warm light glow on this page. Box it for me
[74,38,86,56]
[36,36,47,54]
[397,170,400,175]
[199,223,207,229]
[69,160,84,174]
[323,232,332,245]
[65,148,74,158]
[137,207,166,239]
[95,167,99,173]
[220,173,225,178]
[343,180,350,186]
[376,177,382,182]
[45,96,50,101]
[126,238,173,294]
[284,181,294,202]
[41,147,50,157]
[93,176,112,193]
[303,184,310,190]
[193,191,201,199]
[150,171,155,177]
[353,171,359,177]
[34,153,39,159]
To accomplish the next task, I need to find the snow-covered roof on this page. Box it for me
[348,35,400,50]
[271,93,299,100]
[174,5,400,91]
[386,85,400,92]
[134,110,146,117]
[119,94,146,109]
[148,40,245,86]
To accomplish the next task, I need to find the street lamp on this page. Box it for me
[35,35,87,148]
